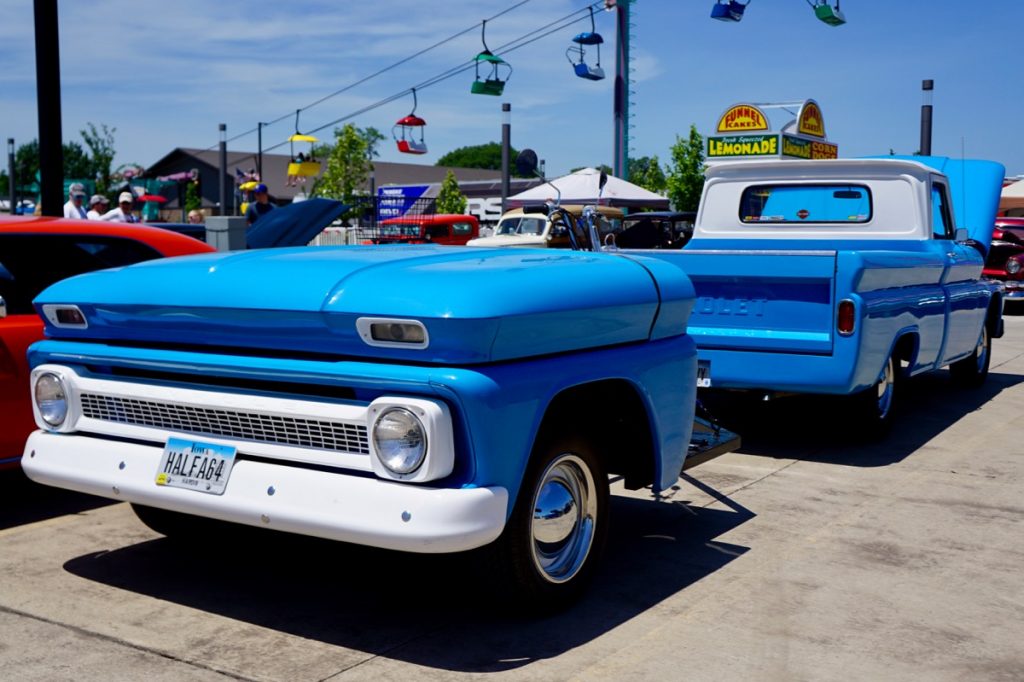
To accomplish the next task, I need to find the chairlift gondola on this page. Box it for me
[287,110,321,186]
[471,19,512,96]
[393,89,427,154]
[566,6,605,81]
[710,0,750,22]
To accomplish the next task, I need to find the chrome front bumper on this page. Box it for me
[23,430,508,553]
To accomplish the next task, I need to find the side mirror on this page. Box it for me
[0,295,6,319]
[515,149,539,178]
[954,227,968,242]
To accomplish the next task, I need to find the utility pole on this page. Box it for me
[7,139,15,214]
[257,122,265,180]
[920,79,934,156]
[34,0,64,216]
[218,124,227,216]
[501,103,511,213]
[613,0,630,179]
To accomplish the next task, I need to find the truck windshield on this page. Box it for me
[496,216,547,236]
[740,185,872,224]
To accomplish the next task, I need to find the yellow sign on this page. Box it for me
[716,104,769,133]
[781,135,838,159]
[708,134,779,158]
[797,100,826,138]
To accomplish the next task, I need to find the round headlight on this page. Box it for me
[1007,258,1022,275]
[35,372,68,427]
[373,408,427,475]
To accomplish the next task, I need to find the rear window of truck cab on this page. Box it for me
[739,185,872,224]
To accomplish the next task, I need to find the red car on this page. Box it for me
[984,217,1024,304]
[371,214,480,245]
[0,216,214,469]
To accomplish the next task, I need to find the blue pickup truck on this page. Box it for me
[626,156,1006,433]
[22,246,701,606]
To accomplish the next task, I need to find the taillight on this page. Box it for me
[837,299,856,336]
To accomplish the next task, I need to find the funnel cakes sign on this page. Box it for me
[708,99,838,160]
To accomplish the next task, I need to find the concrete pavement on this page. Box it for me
[1,316,1022,681]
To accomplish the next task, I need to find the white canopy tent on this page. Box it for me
[507,167,670,210]
[1000,180,1024,216]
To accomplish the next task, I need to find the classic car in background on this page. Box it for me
[370,214,479,245]
[613,211,697,250]
[984,217,1024,304]
[0,216,214,470]
[467,205,623,249]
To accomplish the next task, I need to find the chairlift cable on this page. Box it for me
[230,3,604,159]
[209,0,537,149]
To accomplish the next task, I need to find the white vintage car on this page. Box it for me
[468,205,623,248]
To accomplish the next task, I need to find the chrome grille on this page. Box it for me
[79,393,369,454]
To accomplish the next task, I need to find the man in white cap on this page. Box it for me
[86,194,109,220]
[101,192,139,223]
[62,183,88,219]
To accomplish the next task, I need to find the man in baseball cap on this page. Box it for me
[63,182,88,219]
[86,194,110,220]
[100,192,139,223]
[245,182,276,226]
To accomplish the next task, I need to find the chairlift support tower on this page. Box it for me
[613,0,631,180]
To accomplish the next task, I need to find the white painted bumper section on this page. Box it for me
[23,431,508,553]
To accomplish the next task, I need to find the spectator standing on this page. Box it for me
[101,192,139,223]
[62,183,88,219]
[245,183,275,225]
[86,195,109,220]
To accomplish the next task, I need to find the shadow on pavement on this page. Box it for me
[703,369,1023,468]
[0,468,115,531]
[62,477,752,672]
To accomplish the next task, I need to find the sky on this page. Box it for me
[2,0,1023,181]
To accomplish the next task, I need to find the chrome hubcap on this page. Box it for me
[876,358,895,418]
[530,454,597,584]
[975,327,989,372]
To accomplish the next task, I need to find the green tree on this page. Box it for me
[184,180,201,212]
[435,170,467,214]
[436,142,526,177]
[315,123,371,206]
[81,122,117,195]
[665,125,706,212]
[570,164,614,176]
[14,140,39,190]
[628,155,667,194]
[63,141,93,180]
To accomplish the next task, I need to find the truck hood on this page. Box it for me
[34,245,694,365]
[872,155,1005,249]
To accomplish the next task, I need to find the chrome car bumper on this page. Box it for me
[23,430,508,553]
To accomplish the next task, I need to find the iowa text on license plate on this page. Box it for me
[156,437,236,495]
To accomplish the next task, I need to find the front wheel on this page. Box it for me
[950,325,991,387]
[488,436,609,610]
[848,354,899,439]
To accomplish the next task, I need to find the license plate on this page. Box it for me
[156,437,236,495]
[697,360,712,388]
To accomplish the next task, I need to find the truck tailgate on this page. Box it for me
[654,250,837,354]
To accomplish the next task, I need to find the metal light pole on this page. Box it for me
[613,0,631,179]
[7,138,15,214]
[218,123,227,216]
[34,0,64,216]
[501,103,511,213]
[920,79,934,157]
[257,122,264,181]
